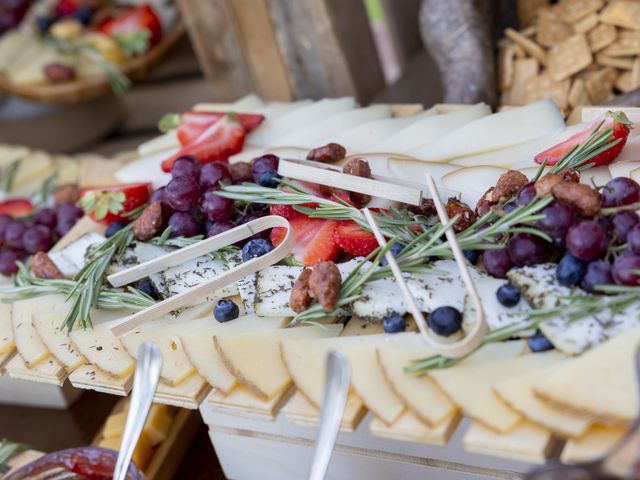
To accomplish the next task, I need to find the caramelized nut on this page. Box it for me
[552,182,602,217]
[493,170,528,203]
[290,268,312,313]
[133,201,164,241]
[30,252,64,279]
[342,158,372,206]
[307,143,347,163]
[54,183,81,205]
[410,198,437,217]
[558,168,580,183]
[475,187,495,216]
[308,261,342,311]
[43,63,76,83]
[535,174,563,197]
[445,198,477,232]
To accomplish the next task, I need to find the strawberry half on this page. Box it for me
[78,182,152,225]
[158,111,265,146]
[161,116,246,172]
[534,111,632,167]
[333,220,379,257]
[269,204,306,220]
[100,4,163,47]
[0,198,33,218]
[270,216,340,266]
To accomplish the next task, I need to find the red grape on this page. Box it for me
[34,208,57,229]
[22,225,53,253]
[0,250,19,276]
[612,254,640,286]
[171,155,201,179]
[536,202,575,238]
[206,220,235,237]
[628,225,640,254]
[581,260,613,293]
[601,177,640,207]
[4,221,25,249]
[168,212,201,238]
[200,190,234,222]
[516,183,536,206]
[229,162,253,183]
[56,203,84,222]
[150,186,166,204]
[482,248,513,278]
[0,214,12,239]
[252,154,279,182]
[612,211,639,243]
[566,220,606,261]
[507,233,548,266]
[165,177,200,212]
[56,218,77,237]
[199,162,231,190]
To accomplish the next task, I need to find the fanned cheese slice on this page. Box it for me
[32,299,85,370]
[535,324,640,423]
[137,130,180,157]
[369,410,461,446]
[11,297,51,367]
[120,303,213,386]
[493,352,590,438]
[214,324,343,399]
[409,100,565,162]
[0,302,14,355]
[441,166,508,208]
[430,353,557,433]
[178,315,286,393]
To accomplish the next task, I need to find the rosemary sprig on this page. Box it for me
[548,120,618,173]
[0,158,21,193]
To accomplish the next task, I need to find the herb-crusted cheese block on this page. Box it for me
[255,265,304,317]
[507,263,579,309]
[49,232,106,277]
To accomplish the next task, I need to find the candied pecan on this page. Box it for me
[290,268,312,313]
[342,157,372,178]
[410,198,437,217]
[445,198,477,232]
[133,201,164,241]
[558,168,580,183]
[350,191,372,207]
[534,174,563,197]
[30,252,64,279]
[475,187,495,216]
[307,143,346,163]
[493,170,528,203]
[44,63,76,83]
[551,182,602,217]
[308,261,342,311]
[54,183,80,205]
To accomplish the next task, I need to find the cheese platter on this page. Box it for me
[3,96,640,478]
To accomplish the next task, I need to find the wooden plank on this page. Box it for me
[379,0,423,70]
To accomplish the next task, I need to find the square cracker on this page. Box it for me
[599,1,640,30]
[601,30,640,56]
[523,72,571,110]
[568,78,590,107]
[556,0,604,23]
[585,67,616,103]
[595,53,634,69]
[615,71,634,92]
[549,33,593,80]
[536,10,574,47]
[588,23,618,52]
[501,58,539,105]
[505,28,548,65]
[573,13,599,33]
[517,0,550,28]
[498,45,518,91]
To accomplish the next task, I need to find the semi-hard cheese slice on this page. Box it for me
[11,297,52,367]
[430,354,556,433]
[441,166,508,209]
[0,302,13,355]
[561,425,632,477]
[534,324,640,423]
[214,324,343,400]
[410,100,565,162]
[369,410,461,446]
[493,352,590,438]
[178,315,286,393]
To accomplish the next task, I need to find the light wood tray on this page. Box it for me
[0,21,184,105]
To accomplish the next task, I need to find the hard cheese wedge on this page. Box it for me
[534,324,640,423]
[409,100,565,162]
[11,297,52,367]
[429,352,553,433]
[493,352,590,438]
[441,165,507,208]
[214,324,343,400]
[0,302,13,355]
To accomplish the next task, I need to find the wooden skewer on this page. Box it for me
[278,158,424,206]
[108,215,294,336]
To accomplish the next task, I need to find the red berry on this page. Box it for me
[332,221,379,257]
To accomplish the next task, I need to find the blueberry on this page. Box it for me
[380,243,404,266]
[105,221,127,238]
[258,170,282,188]
[528,331,555,352]
[382,312,406,333]
[37,16,55,32]
[556,253,586,287]
[463,249,479,265]
[428,306,462,337]
[496,283,521,307]
[72,5,93,24]
[213,299,240,322]
[241,238,274,262]
[136,280,157,299]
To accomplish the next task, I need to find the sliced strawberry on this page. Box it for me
[333,220,379,257]
[269,204,305,220]
[54,0,79,16]
[78,182,152,225]
[100,4,163,47]
[176,111,265,146]
[161,116,246,172]
[270,216,340,266]
[534,111,632,167]
[0,198,33,218]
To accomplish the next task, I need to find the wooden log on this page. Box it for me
[380,0,423,71]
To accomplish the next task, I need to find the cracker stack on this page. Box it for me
[500,0,640,121]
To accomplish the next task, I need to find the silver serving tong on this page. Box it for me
[112,341,163,480]
[308,351,350,480]
[526,345,640,480]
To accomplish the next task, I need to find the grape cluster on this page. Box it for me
[151,154,279,240]
[0,0,32,35]
[0,202,83,276]
[483,174,640,291]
